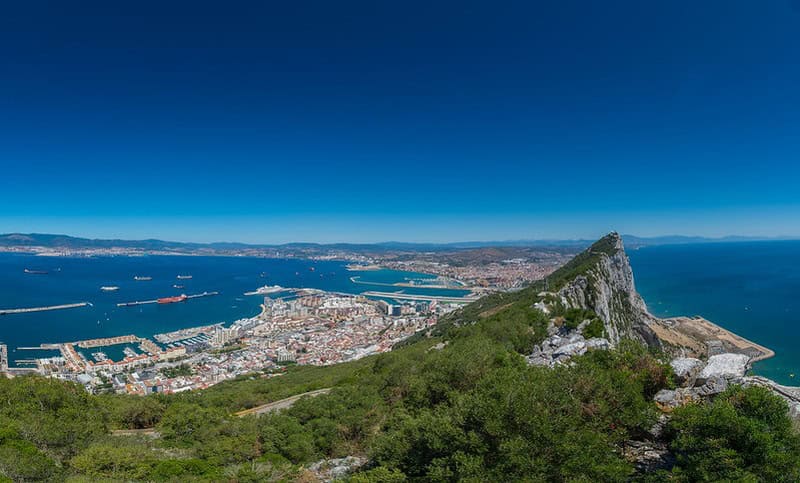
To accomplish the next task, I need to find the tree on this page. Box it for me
[666,385,800,481]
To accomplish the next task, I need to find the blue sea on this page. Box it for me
[628,241,800,386]
[0,254,467,366]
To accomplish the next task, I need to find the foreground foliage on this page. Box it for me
[2,312,797,482]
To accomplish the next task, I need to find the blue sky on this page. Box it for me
[1,1,799,243]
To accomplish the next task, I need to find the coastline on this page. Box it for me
[649,314,775,363]
[0,255,460,368]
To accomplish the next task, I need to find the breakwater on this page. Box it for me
[0,302,91,316]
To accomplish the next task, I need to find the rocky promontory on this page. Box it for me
[530,232,798,411]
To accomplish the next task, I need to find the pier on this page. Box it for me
[117,291,219,307]
[17,344,61,350]
[0,302,91,316]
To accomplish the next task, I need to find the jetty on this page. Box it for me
[17,343,61,350]
[117,291,219,307]
[0,302,91,316]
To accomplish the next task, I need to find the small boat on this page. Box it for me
[173,284,184,289]
[24,269,48,275]
[176,275,192,280]
[100,286,120,292]
[134,276,152,281]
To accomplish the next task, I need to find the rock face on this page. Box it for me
[623,440,674,473]
[670,357,704,385]
[526,327,611,367]
[306,456,366,482]
[557,233,659,347]
[653,354,748,411]
[696,353,750,385]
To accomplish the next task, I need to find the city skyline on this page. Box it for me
[2,1,799,242]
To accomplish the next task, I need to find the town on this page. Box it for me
[11,288,462,395]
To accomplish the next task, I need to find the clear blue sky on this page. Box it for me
[1,1,799,243]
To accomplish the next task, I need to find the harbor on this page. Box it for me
[0,254,474,369]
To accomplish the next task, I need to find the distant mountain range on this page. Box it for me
[0,232,796,253]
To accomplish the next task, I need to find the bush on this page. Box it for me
[563,308,596,331]
[665,385,800,481]
[582,318,605,339]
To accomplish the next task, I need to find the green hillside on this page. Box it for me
[402,232,622,345]
[1,234,798,482]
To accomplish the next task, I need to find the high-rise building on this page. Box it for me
[0,344,8,373]
[211,326,241,348]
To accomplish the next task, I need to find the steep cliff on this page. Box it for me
[553,232,659,347]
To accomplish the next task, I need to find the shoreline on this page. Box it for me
[0,257,456,368]
[693,316,775,363]
[650,313,775,363]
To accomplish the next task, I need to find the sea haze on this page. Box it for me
[0,254,466,366]
[628,241,800,386]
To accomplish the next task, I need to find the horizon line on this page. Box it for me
[3,231,800,247]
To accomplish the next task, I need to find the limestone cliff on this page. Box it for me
[552,232,773,365]
[555,233,659,347]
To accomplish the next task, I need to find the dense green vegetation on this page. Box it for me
[2,319,797,481]
[160,364,193,378]
[2,233,799,481]
[662,386,800,481]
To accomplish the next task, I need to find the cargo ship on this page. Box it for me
[176,275,192,280]
[100,286,120,292]
[157,294,188,304]
[134,276,152,281]
[24,269,48,275]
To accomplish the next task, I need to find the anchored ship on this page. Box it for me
[157,294,188,304]
[244,285,285,296]
[24,269,48,275]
